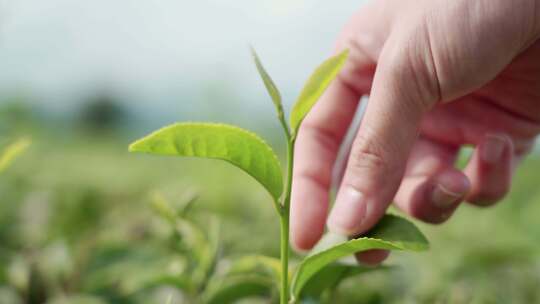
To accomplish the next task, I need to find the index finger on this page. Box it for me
[290,45,377,251]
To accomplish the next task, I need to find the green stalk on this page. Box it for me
[280,138,294,304]
[279,208,290,304]
[278,113,294,304]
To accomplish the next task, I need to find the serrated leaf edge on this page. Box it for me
[129,122,283,200]
[291,231,429,298]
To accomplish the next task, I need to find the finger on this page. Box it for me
[327,32,441,236]
[355,249,390,266]
[290,79,361,252]
[290,47,380,251]
[464,134,514,206]
[290,6,393,251]
[394,137,470,224]
[419,96,540,150]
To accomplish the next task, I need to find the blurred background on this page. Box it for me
[1,0,540,303]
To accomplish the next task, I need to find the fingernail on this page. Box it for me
[482,135,506,164]
[327,187,366,235]
[431,183,462,208]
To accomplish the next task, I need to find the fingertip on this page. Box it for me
[326,220,358,237]
[326,186,367,236]
[431,169,470,209]
[290,211,326,254]
[439,169,471,193]
[290,179,329,253]
[290,225,321,253]
[465,133,513,206]
[355,249,390,266]
[290,238,311,255]
[480,134,511,165]
[396,168,469,225]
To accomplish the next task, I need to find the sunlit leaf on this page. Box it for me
[250,47,284,118]
[0,138,31,173]
[291,215,428,299]
[129,123,283,202]
[289,50,348,137]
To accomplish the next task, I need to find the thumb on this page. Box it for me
[327,33,440,236]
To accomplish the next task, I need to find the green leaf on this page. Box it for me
[0,137,31,173]
[291,215,428,299]
[299,263,385,299]
[129,123,283,202]
[289,50,349,137]
[250,47,284,118]
[203,275,274,304]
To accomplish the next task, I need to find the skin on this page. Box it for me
[290,0,540,264]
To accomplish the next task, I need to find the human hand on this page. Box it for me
[290,0,540,264]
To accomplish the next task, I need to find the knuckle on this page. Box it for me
[349,134,389,175]
[295,168,331,190]
[346,127,408,189]
[301,123,340,152]
[379,26,441,110]
[350,147,387,174]
[346,131,404,193]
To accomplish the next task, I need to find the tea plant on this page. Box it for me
[147,191,281,303]
[147,191,390,304]
[129,49,429,303]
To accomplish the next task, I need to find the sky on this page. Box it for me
[0,0,368,123]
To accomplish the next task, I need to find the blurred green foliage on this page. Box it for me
[0,129,539,303]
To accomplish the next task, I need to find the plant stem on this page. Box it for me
[280,135,295,304]
[273,112,292,216]
[277,113,292,142]
[279,209,290,304]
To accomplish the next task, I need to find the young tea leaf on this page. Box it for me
[0,137,31,173]
[250,47,284,118]
[291,215,428,299]
[289,50,349,137]
[129,123,283,202]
